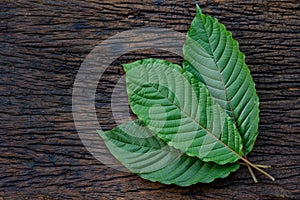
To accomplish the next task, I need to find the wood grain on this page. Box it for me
[1,0,299,199]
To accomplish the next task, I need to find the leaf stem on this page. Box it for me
[246,163,258,183]
[240,157,275,181]
[239,162,272,169]
[255,164,272,169]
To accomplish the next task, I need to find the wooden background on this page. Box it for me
[1,0,299,199]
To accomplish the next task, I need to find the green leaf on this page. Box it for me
[123,58,243,165]
[98,120,240,186]
[183,5,260,154]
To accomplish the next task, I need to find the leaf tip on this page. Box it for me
[96,129,103,135]
[196,4,202,15]
[96,129,107,140]
[121,63,131,72]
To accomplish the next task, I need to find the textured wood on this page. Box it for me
[1,0,300,199]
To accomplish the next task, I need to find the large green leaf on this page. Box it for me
[123,58,243,165]
[183,5,260,154]
[98,120,240,186]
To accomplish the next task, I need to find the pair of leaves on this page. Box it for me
[98,5,263,186]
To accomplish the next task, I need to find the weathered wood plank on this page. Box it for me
[1,0,299,199]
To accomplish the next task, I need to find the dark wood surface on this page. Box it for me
[1,0,299,199]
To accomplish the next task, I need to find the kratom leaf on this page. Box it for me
[123,58,243,165]
[183,5,260,154]
[98,120,240,186]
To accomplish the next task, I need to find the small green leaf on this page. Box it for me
[183,5,260,154]
[98,120,240,186]
[123,58,243,165]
